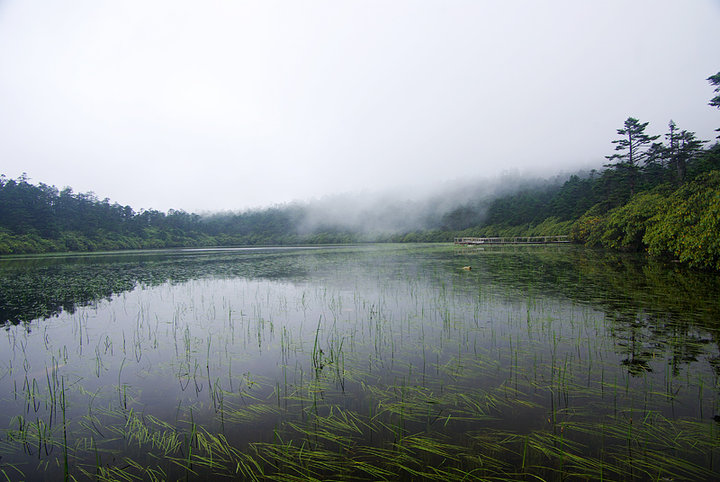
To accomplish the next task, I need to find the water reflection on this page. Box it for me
[455,245,720,377]
[3,245,720,378]
[0,246,322,325]
[1,244,719,480]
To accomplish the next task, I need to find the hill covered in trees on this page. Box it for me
[2,72,719,269]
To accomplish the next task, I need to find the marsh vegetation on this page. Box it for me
[1,244,720,480]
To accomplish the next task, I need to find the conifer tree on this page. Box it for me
[605,117,659,195]
[605,117,659,167]
[664,120,705,183]
[708,71,720,137]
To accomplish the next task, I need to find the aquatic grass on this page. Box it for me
[2,245,720,479]
[0,466,25,482]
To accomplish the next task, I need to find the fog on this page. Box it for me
[1,1,719,213]
[295,171,567,234]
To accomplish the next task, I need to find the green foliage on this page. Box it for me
[438,203,485,230]
[549,174,600,219]
[688,143,720,178]
[569,214,605,247]
[570,172,720,270]
[450,217,573,239]
[472,174,602,233]
[599,192,668,251]
[644,171,720,270]
[526,217,575,236]
[0,230,62,255]
[484,188,553,226]
[572,192,667,250]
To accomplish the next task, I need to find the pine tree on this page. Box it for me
[605,117,659,195]
[675,130,706,181]
[708,71,720,137]
[606,117,659,167]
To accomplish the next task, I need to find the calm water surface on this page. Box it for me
[1,244,719,480]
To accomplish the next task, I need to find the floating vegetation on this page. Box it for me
[0,244,719,480]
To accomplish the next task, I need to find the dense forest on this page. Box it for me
[1,72,719,269]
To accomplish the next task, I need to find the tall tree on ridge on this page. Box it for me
[664,120,705,183]
[675,130,706,182]
[708,71,720,138]
[605,117,659,196]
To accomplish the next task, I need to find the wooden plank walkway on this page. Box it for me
[454,235,570,245]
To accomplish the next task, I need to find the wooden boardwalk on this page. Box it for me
[454,235,570,245]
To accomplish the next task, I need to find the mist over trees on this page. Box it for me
[0,171,580,252]
[1,71,719,269]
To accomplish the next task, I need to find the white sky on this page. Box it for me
[1,1,719,212]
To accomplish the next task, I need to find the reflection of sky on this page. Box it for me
[0,245,719,475]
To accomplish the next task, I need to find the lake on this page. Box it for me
[1,244,719,480]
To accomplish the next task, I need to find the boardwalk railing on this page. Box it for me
[454,235,570,245]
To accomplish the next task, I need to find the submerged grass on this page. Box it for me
[1,245,719,480]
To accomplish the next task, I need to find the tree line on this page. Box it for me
[394,72,720,269]
[1,72,719,269]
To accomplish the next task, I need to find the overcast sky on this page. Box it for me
[1,1,718,212]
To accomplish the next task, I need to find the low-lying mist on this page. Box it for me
[0,165,606,255]
[202,172,573,237]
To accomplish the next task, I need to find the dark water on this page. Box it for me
[1,244,719,480]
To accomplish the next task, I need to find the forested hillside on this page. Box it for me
[1,72,719,269]
[0,177,353,253]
